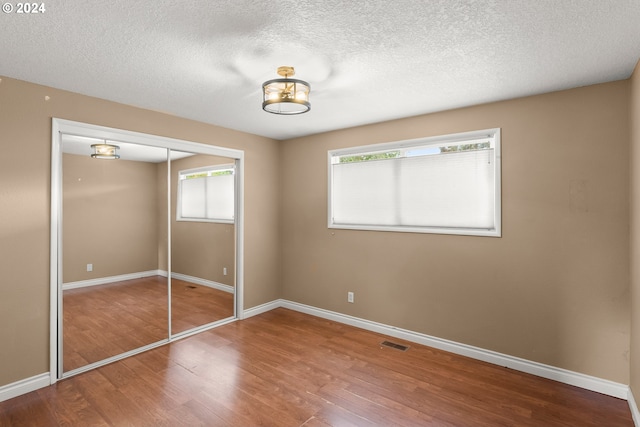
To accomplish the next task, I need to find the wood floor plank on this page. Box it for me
[0,308,634,426]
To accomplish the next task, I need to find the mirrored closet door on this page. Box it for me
[170,151,236,334]
[52,119,243,379]
[61,137,170,373]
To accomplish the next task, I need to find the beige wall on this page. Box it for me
[0,76,281,387]
[171,154,235,286]
[630,60,640,398]
[0,72,635,390]
[281,81,631,383]
[63,153,160,282]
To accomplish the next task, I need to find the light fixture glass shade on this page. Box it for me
[262,66,310,115]
[90,143,120,159]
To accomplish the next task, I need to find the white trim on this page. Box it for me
[50,119,62,384]
[62,270,164,290]
[0,373,50,403]
[261,299,629,399]
[243,299,284,318]
[171,272,234,293]
[53,118,244,158]
[234,157,245,320]
[630,388,640,427]
[168,156,173,338]
[175,217,235,224]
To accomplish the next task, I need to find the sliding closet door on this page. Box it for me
[169,151,236,335]
[61,136,169,374]
[52,118,244,380]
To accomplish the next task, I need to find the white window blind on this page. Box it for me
[329,129,501,236]
[180,178,206,218]
[178,165,235,223]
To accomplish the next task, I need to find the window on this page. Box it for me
[177,164,235,223]
[328,128,501,237]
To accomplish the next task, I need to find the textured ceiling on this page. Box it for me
[1,1,640,140]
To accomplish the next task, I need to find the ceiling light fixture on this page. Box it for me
[90,141,120,159]
[262,66,310,115]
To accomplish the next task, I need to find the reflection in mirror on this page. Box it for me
[170,151,235,335]
[61,135,172,373]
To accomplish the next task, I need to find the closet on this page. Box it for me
[50,119,244,378]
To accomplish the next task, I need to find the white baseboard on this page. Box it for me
[171,272,234,294]
[243,299,283,318]
[249,299,629,400]
[63,270,164,290]
[0,373,50,403]
[630,388,640,427]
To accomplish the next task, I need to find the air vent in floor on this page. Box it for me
[380,340,409,351]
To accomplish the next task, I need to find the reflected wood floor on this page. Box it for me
[63,276,234,372]
[171,278,234,335]
[1,308,633,426]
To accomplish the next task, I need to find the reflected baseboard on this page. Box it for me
[171,272,234,294]
[63,270,234,294]
[63,270,165,290]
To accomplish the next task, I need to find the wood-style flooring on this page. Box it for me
[1,308,634,426]
[63,276,234,372]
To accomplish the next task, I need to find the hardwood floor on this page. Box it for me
[63,276,234,372]
[1,308,634,426]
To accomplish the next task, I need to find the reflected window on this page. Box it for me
[177,164,235,223]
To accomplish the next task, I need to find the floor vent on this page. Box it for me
[380,340,409,351]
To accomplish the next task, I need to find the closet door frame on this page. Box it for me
[49,118,245,383]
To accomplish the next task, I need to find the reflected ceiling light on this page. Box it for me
[262,66,310,115]
[90,141,120,159]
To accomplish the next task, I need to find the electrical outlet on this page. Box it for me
[87,263,93,272]
[347,291,354,303]
[223,267,227,276]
